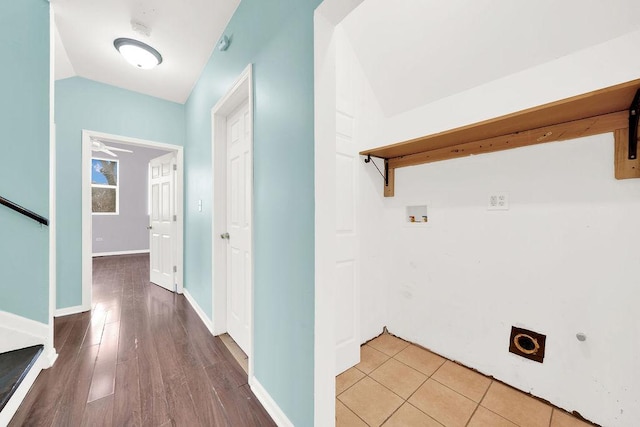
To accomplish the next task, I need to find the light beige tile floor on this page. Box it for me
[219,332,248,373]
[336,333,596,427]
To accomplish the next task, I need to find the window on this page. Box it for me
[91,158,119,214]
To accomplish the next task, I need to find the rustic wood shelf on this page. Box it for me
[361,79,640,197]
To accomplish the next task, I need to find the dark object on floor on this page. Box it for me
[0,345,43,411]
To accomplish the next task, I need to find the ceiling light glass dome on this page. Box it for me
[113,38,163,69]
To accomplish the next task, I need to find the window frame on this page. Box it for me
[91,157,120,215]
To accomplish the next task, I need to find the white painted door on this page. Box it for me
[149,152,176,292]
[225,100,252,355]
[335,34,360,374]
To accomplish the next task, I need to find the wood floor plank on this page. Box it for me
[50,344,99,426]
[113,359,142,427]
[161,378,201,427]
[81,395,113,427]
[10,315,90,426]
[205,360,247,392]
[175,305,231,367]
[218,384,277,427]
[167,318,230,426]
[53,315,75,350]
[153,317,186,384]
[186,372,230,427]
[153,316,201,426]
[83,310,107,348]
[10,254,275,426]
[8,369,53,427]
[87,321,120,403]
[135,304,171,427]
[117,317,136,363]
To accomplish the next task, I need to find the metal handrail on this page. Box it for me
[0,196,48,226]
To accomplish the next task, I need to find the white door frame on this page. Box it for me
[81,130,184,312]
[211,64,254,376]
[314,2,364,426]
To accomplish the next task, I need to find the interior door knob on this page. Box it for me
[220,232,230,239]
[147,226,152,230]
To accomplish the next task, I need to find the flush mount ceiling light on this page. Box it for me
[113,38,163,69]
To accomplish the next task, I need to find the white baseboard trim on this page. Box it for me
[45,346,58,368]
[183,289,213,335]
[92,249,150,257]
[54,304,90,317]
[0,347,51,426]
[0,311,48,354]
[0,311,48,339]
[249,376,293,427]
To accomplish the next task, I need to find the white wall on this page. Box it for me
[92,142,169,254]
[350,42,389,343]
[383,134,640,425]
[339,24,640,427]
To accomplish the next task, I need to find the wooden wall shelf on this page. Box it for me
[361,79,640,197]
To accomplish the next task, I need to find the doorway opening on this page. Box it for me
[211,64,254,379]
[81,130,184,312]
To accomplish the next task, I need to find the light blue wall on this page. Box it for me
[55,77,185,308]
[0,0,50,323]
[184,0,319,424]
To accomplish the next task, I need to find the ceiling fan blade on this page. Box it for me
[105,146,133,153]
[102,148,118,157]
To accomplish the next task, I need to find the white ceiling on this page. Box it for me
[342,0,640,117]
[52,0,240,103]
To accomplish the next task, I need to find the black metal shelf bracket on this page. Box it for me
[0,196,49,226]
[364,155,388,186]
[629,89,640,160]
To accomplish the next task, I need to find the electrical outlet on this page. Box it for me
[488,192,509,210]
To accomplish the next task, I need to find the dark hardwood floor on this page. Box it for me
[9,254,275,427]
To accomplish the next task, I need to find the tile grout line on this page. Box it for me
[336,367,368,398]
[394,356,451,425]
[348,337,504,426]
[337,393,373,427]
[339,353,417,426]
[477,382,555,427]
[335,369,374,426]
[343,336,595,427]
[463,379,494,427]
[368,351,442,425]
[351,341,482,426]
[374,349,418,427]
[365,371,411,426]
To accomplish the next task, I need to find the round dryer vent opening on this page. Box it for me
[509,326,546,363]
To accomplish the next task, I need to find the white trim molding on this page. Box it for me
[249,376,294,427]
[183,288,213,335]
[92,249,150,257]
[82,130,185,311]
[0,311,48,354]
[44,346,58,367]
[211,63,254,379]
[48,0,57,380]
[54,305,89,317]
[313,3,364,425]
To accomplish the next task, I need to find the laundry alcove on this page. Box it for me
[315,10,640,426]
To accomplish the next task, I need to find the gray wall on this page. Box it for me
[92,142,170,254]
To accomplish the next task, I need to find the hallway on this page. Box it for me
[10,254,275,426]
